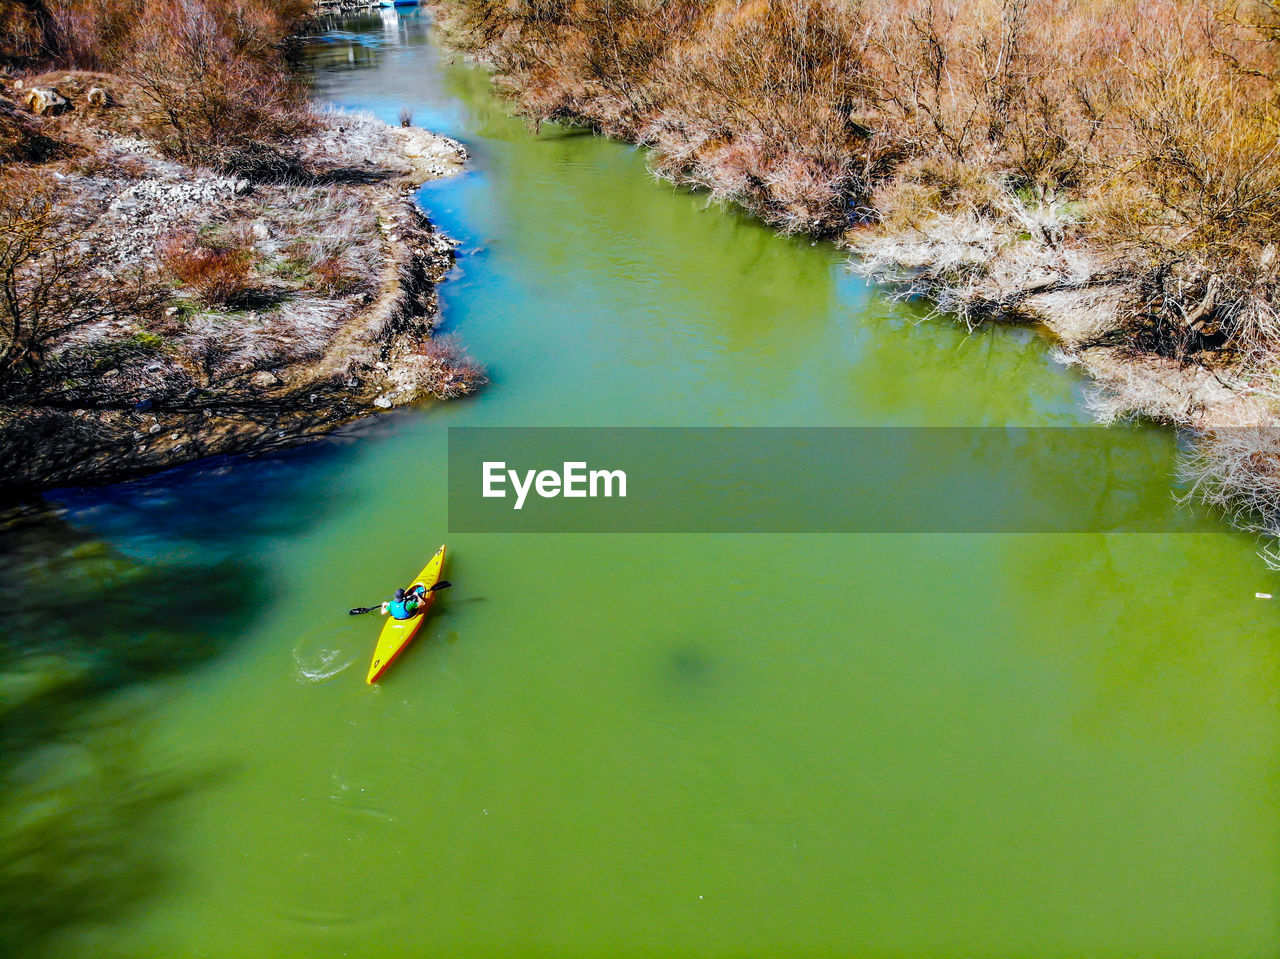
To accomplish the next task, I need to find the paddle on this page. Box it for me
[348,581,452,615]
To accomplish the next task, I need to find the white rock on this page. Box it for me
[24,87,66,116]
[373,396,393,409]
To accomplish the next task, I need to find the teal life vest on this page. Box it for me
[387,586,426,620]
[387,598,416,620]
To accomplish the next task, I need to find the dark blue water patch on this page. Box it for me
[0,508,274,785]
[45,421,390,558]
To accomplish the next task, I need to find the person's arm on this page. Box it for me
[406,586,428,614]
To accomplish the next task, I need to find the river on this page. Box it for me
[13,8,1280,957]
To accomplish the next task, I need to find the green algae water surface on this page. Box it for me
[18,9,1280,958]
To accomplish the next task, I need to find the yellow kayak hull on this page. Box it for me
[367,544,446,684]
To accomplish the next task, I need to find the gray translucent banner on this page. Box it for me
[447,427,1220,533]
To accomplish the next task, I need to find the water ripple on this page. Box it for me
[293,643,358,684]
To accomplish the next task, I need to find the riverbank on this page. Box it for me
[0,77,482,496]
[430,0,1280,552]
[0,1,483,497]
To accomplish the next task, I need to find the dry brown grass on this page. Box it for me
[268,186,378,297]
[0,0,56,67]
[310,255,364,296]
[159,231,256,307]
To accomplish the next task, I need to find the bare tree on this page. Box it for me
[0,174,164,379]
[124,0,311,165]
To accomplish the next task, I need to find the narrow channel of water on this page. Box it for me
[19,9,1280,957]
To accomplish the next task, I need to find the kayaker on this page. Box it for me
[381,586,427,620]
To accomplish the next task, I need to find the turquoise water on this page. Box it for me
[10,9,1280,958]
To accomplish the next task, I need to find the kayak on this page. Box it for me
[367,544,447,684]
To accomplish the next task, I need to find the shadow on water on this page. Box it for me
[0,506,273,744]
[48,430,370,553]
[0,507,266,958]
[656,642,720,706]
[0,693,231,959]
[0,422,394,955]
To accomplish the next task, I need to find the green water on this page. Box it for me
[15,9,1280,957]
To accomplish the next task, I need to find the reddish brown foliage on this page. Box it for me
[159,232,255,306]
[119,0,315,163]
[0,0,55,66]
[0,0,315,165]
[310,255,364,297]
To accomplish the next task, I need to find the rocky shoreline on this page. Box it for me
[313,0,382,14]
[0,71,482,498]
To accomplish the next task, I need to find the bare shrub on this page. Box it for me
[440,0,1280,362]
[390,335,488,400]
[1086,27,1280,361]
[1177,428,1280,537]
[1077,367,1192,427]
[43,0,312,70]
[159,231,255,306]
[652,0,876,233]
[123,0,314,164]
[441,0,1127,232]
[0,0,317,166]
